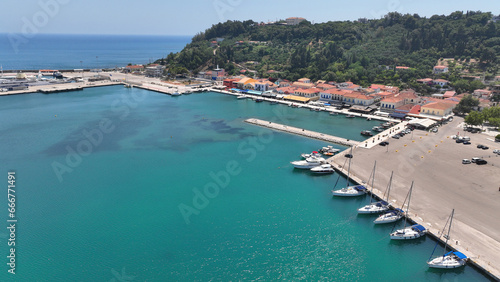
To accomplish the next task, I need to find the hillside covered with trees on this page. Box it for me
[157,11,499,92]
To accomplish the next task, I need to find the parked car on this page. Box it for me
[493,149,500,154]
[476,159,487,165]
[379,141,389,146]
[456,139,463,143]
[463,141,471,145]
[462,159,471,164]
[392,135,400,139]
[471,157,481,163]
[477,144,484,149]
[345,153,353,158]
[482,146,489,150]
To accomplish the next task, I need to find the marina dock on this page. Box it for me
[245,118,360,147]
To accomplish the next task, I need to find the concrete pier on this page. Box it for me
[245,118,359,147]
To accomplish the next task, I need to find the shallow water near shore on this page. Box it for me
[0,86,493,281]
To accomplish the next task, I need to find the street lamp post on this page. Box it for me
[80,61,83,78]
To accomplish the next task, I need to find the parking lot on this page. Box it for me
[332,116,500,276]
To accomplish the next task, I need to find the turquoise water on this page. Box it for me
[0,87,493,281]
[0,34,191,70]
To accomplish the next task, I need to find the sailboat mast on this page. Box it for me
[385,172,393,201]
[443,209,455,256]
[403,181,414,229]
[369,161,376,204]
[345,146,353,187]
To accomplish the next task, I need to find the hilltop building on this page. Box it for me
[286,17,306,25]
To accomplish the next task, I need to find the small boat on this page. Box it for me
[124,84,133,88]
[381,122,391,128]
[291,156,325,169]
[269,101,278,105]
[372,126,384,132]
[315,108,322,112]
[171,92,181,96]
[291,104,299,108]
[301,151,322,159]
[237,95,247,99]
[346,114,356,118]
[254,98,264,102]
[310,164,335,174]
[366,117,372,121]
[320,146,340,156]
[361,130,373,136]
[390,181,427,240]
[427,209,468,269]
[330,112,339,116]
[374,208,404,224]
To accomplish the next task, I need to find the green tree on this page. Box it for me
[454,94,479,114]
[465,111,484,127]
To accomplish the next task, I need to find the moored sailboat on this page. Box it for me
[390,181,427,240]
[332,147,368,196]
[427,209,468,269]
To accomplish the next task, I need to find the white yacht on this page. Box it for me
[358,171,393,214]
[301,151,322,159]
[427,209,468,269]
[331,147,368,196]
[374,208,404,224]
[390,224,427,240]
[291,157,325,169]
[390,181,427,240]
[310,164,335,174]
[332,185,368,196]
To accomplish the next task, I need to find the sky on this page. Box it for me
[0,0,498,36]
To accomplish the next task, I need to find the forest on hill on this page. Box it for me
[157,11,499,92]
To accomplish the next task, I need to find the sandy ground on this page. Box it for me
[330,116,500,278]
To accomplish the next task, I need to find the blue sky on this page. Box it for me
[0,0,498,36]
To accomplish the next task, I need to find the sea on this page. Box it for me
[0,35,494,281]
[0,34,191,70]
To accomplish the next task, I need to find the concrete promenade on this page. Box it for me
[327,117,500,280]
[245,118,360,147]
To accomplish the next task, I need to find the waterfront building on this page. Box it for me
[145,64,165,77]
[125,65,144,73]
[420,101,455,118]
[294,88,320,99]
[342,92,375,106]
[380,97,405,111]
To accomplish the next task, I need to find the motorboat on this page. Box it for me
[361,130,373,136]
[291,156,325,169]
[237,95,247,99]
[346,114,356,118]
[427,209,468,268]
[372,126,384,132]
[374,208,404,224]
[310,164,335,174]
[301,151,322,159]
[330,112,339,116]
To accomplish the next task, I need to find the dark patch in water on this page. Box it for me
[42,112,151,156]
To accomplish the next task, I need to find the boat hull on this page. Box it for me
[332,186,367,197]
[358,205,389,214]
[373,215,402,224]
[427,256,466,269]
[390,227,426,240]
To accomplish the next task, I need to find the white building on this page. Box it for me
[286,17,306,25]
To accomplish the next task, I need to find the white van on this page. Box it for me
[463,136,470,141]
